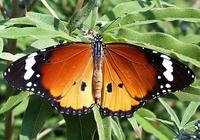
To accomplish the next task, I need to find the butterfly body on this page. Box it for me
[4,34,195,117]
[92,35,105,104]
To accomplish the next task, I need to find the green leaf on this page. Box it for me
[0,38,3,53]
[192,79,200,89]
[180,102,200,129]
[100,1,154,21]
[0,52,25,61]
[68,0,102,32]
[20,95,53,140]
[104,7,200,31]
[135,109,172,140]
[84,7,99,29]
[108,28,200,67]
[0,27,76,41]
[13,97,29,116]
[30,39,58,49]
[41,0,60,19]
[176,92,200,102]
[184,120,198,129]
[64,112,96,140]
[93,106,105,140]
[3,17,36,27]
[128,117,142,138]
[102,117,112,140]
[175,86,200,102]
[159,98,181,128]
[0,92,29,114]
[26,12,68,32]
[2,12,69,33]
[111,119,124,140]
[179,34,200,44]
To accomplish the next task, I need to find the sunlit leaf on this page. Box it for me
[0,92,29,114]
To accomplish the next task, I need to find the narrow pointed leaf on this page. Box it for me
[93,106,105,140]
[180,102,200,129]
[111,119,125,140]
[68,0,102,32]
[64,112,96,140]
[0,92,29,114]
[102,117,111,140]
[135,109,171,140]
[159,98,180,128]
[20,95,53,140]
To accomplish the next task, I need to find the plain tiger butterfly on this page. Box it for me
[3,31,195,118]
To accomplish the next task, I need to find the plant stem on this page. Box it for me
[75,0,85,12]
[11,0,19,17]
[0,0,9,19]
[27,0,37,11]
[5,112,14,140]
[41,0,59,19]
[37,120,65,140]
[5,1,20,140]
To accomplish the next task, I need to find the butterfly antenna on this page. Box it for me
[99,17,120,35]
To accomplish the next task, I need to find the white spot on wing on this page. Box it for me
[24,53,37,80]
[162,57,174,82]
[162,89,166,93]
[165,83,171,88]
[4,72,6,76]
[26,82,32,87]
[28,52,38,58]
[161,54,170,60]
[8,68,10,72]
[192,75,195,78]
[167,89,171,92]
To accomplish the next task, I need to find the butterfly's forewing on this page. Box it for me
[101,43,195,117]
[4,43,95,115]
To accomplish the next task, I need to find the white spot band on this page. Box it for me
[24,53,37,80]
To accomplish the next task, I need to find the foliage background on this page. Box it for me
[0,0,200,140]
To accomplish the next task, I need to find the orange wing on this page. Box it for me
[4,43,95,115]
[100,57,142,117]
[100,43,195,117]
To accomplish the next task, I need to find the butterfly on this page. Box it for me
[3,33,195,118]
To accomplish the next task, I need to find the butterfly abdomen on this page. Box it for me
[93,66,103,103]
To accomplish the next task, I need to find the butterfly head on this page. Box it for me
[94,34,103,42]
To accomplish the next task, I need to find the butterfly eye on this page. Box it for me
[81,81,87,91]
[107,83,112,92]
